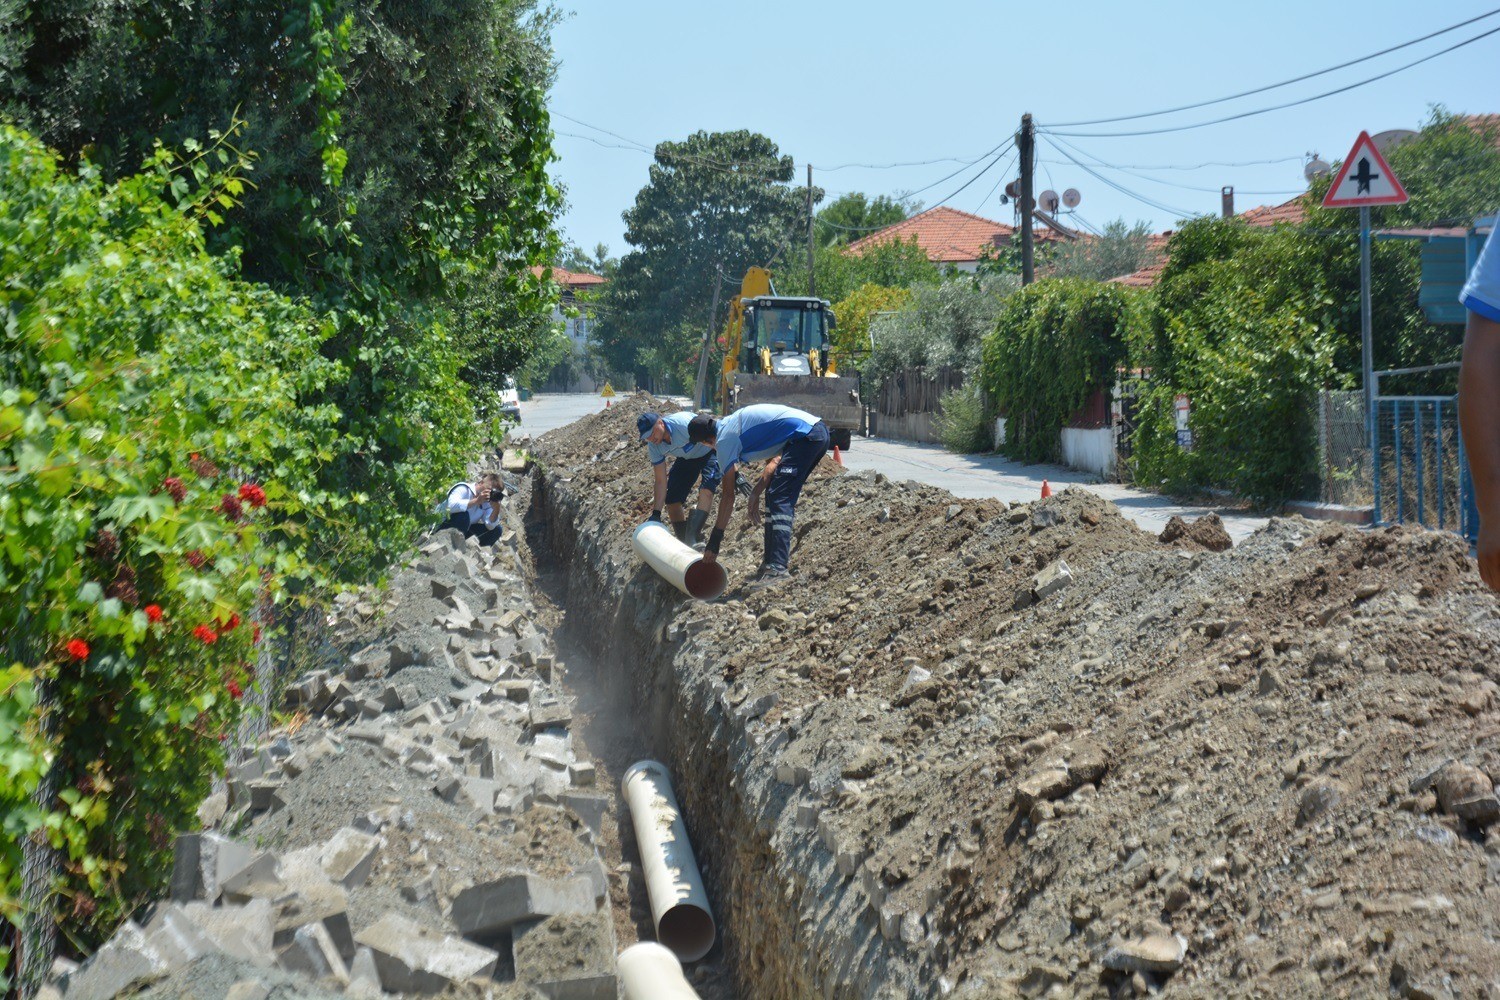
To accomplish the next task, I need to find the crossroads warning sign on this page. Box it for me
[1321,131,1408,208]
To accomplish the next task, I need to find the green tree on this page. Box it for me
[831,284,912,361]
[2,0,563,563]
[595,130,806,379]
[866,275,1018,389]
[558,240,617,278]
[1045,219,1160,281]
[775,236,940,303]
[814,192,913,246]
[981,278,1141,464]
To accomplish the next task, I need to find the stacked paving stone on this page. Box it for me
[45,524,620,1000]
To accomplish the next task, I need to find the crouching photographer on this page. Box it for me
[442,473,506,545]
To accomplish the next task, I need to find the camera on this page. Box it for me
[489,488,505,503]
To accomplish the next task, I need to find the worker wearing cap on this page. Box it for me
[639,410,720,549]
[1460,222,1500,591]
[688,403,830,584]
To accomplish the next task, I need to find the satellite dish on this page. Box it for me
[1039,190,1060,212]
[1371,129,1418,153]
[1062,188,1081,209]
[1303,156,1332,182]
[1004,179,1021,199]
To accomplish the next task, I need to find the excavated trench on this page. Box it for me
[518,471,913,1000]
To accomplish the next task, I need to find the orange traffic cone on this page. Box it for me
[605,398,611,408]
[832,445,844,467]
[1040,479,1052,499]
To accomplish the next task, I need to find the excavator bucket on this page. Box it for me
[726,372,862,448]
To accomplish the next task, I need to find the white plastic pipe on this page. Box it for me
[632,521,727,600]
[618,942,702,1000]
[621,760,717,962]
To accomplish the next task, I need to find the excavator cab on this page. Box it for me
[741,300,834,377]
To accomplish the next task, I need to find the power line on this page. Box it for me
[1045,133,1305,196]
[813,152,994,171]
[1043,137,1201,218]
[889,137,1013,201]
[1044,24,1500,138]
[1038,155,1304,171]
[1046,8,1500,128]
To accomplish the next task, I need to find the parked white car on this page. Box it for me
[500,376,521,419]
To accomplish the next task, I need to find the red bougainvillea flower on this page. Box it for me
[226,679,243,699]
[237,483,267,509]
[160,476,186,503]
[65,638,90,660]
[252,624,262,645]
[220,612,241,632]
[218,493,244,521]
[185,549,207,570]
[144,604,163,623]
[192,624,218,645]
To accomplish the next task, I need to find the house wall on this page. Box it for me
[1060,427,1115,478]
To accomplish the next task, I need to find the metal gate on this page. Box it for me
[1371,392,1479,543]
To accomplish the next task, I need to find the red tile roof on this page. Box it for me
[1464,114,1500,147]
[844,206,1065,264]
[1239,197,1308,227]
[1107,261,1168,288]
[531,265,607,288]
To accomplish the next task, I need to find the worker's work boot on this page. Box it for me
[671,519,688,542]
[684,509,710,549]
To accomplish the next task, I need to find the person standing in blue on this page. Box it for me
[688,403,830,584]
[639,410,721,549]
[1460,221,1500,591]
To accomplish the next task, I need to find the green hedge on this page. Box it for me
[980,277,1141,463]
[0,126,386,973]
[1128,218,1343,505]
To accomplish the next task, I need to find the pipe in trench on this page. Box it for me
[618,941,703,1000]
[621,760,717,962]
[632,521,727,601]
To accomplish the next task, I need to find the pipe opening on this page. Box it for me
[683,559,728,601]
[658,903,718,963]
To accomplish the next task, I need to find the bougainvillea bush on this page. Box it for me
[0,125,356,965]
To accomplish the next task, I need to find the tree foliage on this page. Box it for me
[1045,219,1160,282]
[981,278,1140,464]
[0,126,355,971]
[2,0,562,560]
[866,275,1017,389]
[775,236,940,304]
[595,130,805,380]
[814,192,913,247]
[830,284,911,361]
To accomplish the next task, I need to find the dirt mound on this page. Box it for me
[534,396,1500,999]
[1158,513,1234,552]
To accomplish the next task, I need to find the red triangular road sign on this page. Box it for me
[1322,130,1408,208]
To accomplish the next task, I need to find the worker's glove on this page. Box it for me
[705,527,725,556]
[734,477,752,498]
[648,509,663,523]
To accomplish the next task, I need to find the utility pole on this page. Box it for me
[1019,114,1035,285]
[807,163,816,298]
[696,267,723,411]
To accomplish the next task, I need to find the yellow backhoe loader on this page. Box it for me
[716,267,861,448]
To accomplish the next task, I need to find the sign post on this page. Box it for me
[1321,130,1409,478]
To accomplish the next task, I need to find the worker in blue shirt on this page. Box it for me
[687,403,830,584]
[638,410,720,548]
[1460,222,1500,591]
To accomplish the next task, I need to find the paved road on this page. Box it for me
[514,393,1267,542]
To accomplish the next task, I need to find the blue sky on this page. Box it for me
[547,1,1500,257]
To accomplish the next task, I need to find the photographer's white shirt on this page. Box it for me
[446,482,496,526]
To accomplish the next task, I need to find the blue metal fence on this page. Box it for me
[1370,393,1479,543]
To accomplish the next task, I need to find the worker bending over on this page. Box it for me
[1460,221,1500,591]
[688,403,830,584]
[639,410,720,549]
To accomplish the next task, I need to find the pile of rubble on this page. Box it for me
[530,394,1500,999]
[46,524,620,1000]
